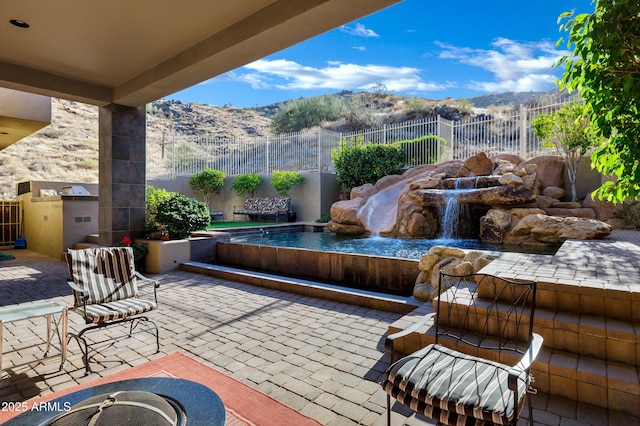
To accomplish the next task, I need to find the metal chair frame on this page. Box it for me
[384,272,543,426]
[66,249,160,375]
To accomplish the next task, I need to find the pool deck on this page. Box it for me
[0,230,639,425]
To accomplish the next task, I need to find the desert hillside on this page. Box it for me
[0,90,557,199]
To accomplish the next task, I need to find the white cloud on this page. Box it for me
[436,38,569,92]
[240,59,449,92]
[353,46,366,51]
[340,23,379,38]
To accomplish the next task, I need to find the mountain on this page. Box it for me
[0,91,561,199]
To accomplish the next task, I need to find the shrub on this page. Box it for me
[316,212,331,223]
[189,167,226,205]
[397,135,446,165]
[331,138,404,194]
[155,193,210,239]
[270,170,305,197]
[271,95,346,133]
[232,173,263,197]
[615,199,640,228]
[146,185,175,236]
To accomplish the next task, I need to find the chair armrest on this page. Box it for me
[385,312,436,361]
[67,280,89,299]
[508,333,543,391]
[135,271,160,304]
[135,271,159,288]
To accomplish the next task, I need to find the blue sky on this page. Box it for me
[167,0,594,108]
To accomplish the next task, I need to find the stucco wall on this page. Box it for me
[147,171,341,222]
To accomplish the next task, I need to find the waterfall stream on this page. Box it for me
[439,177,477,239]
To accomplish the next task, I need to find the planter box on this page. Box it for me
[139,234,229,274]
[141,239,191,274]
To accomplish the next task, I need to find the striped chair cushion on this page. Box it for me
[67,247,138,305]
[383,344,528,425]
[75,298,157,324]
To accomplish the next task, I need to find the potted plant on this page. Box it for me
[144,189,212,273]
[231,173,262,198]
[270,170,305,222]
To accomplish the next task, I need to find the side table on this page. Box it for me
[0,300,67,371]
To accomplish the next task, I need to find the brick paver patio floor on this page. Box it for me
[0,242,638,425]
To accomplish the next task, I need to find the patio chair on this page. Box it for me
[383,272,543,426]
[65,246,160,375]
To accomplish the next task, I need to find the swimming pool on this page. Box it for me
[229,229,559,259]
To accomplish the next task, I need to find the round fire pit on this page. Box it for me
[3,378,225,426]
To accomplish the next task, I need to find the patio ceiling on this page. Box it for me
[0,0,401,108]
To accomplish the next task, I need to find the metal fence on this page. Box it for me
[147,95,580,180]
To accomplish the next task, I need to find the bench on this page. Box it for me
[233,197,290,223]
[209,211,224,221]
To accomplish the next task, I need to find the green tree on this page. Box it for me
[231,173,262,198]
[270,170,305,197]
[532,103,602,201]
[557,1,640,202]
[189,168,226,206]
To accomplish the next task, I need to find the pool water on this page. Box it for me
[229,230,559,259]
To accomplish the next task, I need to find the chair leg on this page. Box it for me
[70,316,160,375]
[68,330,92,375]
[129,316,160,353]
[386,394,391,426]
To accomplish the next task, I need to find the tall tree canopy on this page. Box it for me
[557,1,640,202]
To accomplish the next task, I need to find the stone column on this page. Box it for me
[98,104,146,246]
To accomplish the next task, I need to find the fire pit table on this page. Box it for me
[3,377,225,426]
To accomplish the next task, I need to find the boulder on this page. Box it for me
[494,160,516,175]
[411,185,536,207]
[460,151,493,177]
[534,195,556,209]
[479,209,511,243]
[428,246,466,258]
[350,184,377,201]
[432,160,464,178]
[505,214,611,244]
[413,246,496,301]
[326,221,365,235]
[511,207,545,218]
[412,281,433,302]
[419,253,441,272]
[491,153,523,165]
[551,201,582,209]
[402,163,437,179]
[523,156,565,190]
[329,198,365,225]
[392,193,438,238]
[429,257,463,291]
[582,191,622,221]
[542,186,566,199]
[499,172,523,186]
[543,208,596,219]
[375,175,404,191]
[409,175,443,190]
